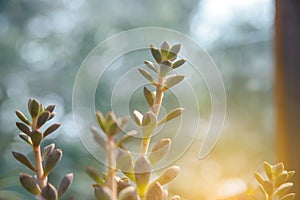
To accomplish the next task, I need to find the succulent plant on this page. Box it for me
[87,41,185,200]
[13,98,73,200]
[244,162,296,200]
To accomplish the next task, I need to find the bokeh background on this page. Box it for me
[0,0,281,199]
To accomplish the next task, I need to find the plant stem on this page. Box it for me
[32,118,46,189]
[153,76,164,116]
[107,138,117,200]
[140,76,164,155]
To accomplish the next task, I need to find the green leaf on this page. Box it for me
[44,149,62,176]
[36,111,50,129]
[160,41,170,60]
[28,98,40,118]
[19,173,41,195]
[138,68,155,83]
[86,167,105,186]
[16,122,31,136]
[145,182,164,200]
[41,183,58,200]
[172,59,186,69]
[167,44,181,61]
[144,60,158,73]
[163,75,185,91]
[58,173,73,197]
[151,166,180,186]
[150,44,162,64]
[94,186,112,200]
[148,138,171,165]
[15,110,31,126]
[133,110,143,126]
[118,186,138,200]
[144,87,155,108]
[41,143,55,161]
[30,130,43,147]
[134,156,151,196]
[157,108,184,126]
[12,151,36,171]
[264,162,274,181]
[96,111,106,132]
[19,133,32,146]
[43,123,61,138]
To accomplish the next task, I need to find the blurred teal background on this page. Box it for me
[0,0,274,199]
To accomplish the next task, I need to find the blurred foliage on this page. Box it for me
[0,0,274,199]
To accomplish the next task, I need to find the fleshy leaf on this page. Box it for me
[148,138,171,165]
[160,41,170,60]
[141,112,157,137]
[12,151,36,171]
[19,133,32,146]
[96,111,106,132]
[118,186,139,200]
[91,126,107,149]
[280,193,296,200]
[151,166,180,186]
[44,149,62,176]
[86,167,105,186]
[41,183,58,200]
[15,110,31,126]
[31,130,42,147]
[275,172,288,188]
[172,59,186,69]
[170,195,181,200]
[275,183,293,198]
[43,123,61,138]
[134,156,151,196]
[138,68,155,83]
[254,171,265,185]
[144,87,155,108]
[45,105,56,113]
[150,44,162,64]
[167,44,181,61]
[19,173,40,195]
[163,75,185,91]
[28,98,40,118]
[16,122,31,136]
[264,162,274,181]
[116,130,137,147]
[41,144,55,162]
[58,173,73,197]
[36,111,50,129]
[158,108,184,126]
[133,110,143,126]
[145,182,164,200]
[144,60,158,73]
[94,186,112,200]
[116,149,135,181]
